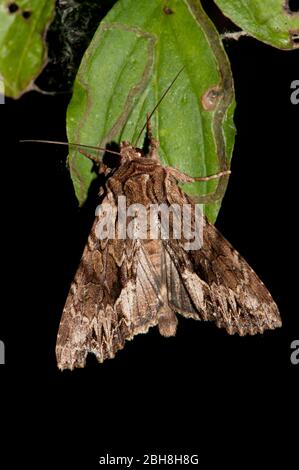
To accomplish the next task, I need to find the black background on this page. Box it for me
[0,2,298,468]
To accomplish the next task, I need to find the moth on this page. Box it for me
[22,74,282,370]
[52,129,281,370]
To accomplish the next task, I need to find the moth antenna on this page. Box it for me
[135,66,185,146]
[19,139,122,156]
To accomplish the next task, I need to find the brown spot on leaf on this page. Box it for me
[290,29,299,46]
[7,2,19,14]
[201,86,222,111]
[163,6,174,15]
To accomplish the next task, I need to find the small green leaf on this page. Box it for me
[215,0,299,50]
[0,0,55,98]
[67,0,235,222]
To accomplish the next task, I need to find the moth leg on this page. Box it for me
[167,167,231,183]
[190,193,223,204]
[146,114,159,160]
[166,167,231,203]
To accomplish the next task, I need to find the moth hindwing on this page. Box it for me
[56,135,281,370]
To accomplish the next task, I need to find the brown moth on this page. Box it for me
[55,120,282,370]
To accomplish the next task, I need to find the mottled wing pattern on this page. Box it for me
[160,169,282,335]
[56,199,161,370]
[164,216,282,335]
[163,246,198,318]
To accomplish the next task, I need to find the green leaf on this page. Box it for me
[67,0,235,222]
[215,0,299,50]
[0,0,55,98]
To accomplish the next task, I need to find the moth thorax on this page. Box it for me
[120,141,143,162]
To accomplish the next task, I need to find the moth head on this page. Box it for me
[120,141,144,162]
